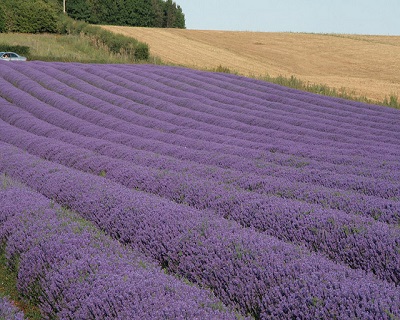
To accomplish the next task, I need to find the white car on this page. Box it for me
[0,52,27,61]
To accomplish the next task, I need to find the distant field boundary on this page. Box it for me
[1,29,398,109]
[101,26,400,107]
[203,65,400,110]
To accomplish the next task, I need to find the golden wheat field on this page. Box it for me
[101,26,400,102]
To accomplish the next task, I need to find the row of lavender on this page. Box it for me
[39,63,400,153]
[102,65,400,146]
[0,296,24,320]
[1,142,399,319]
[202,67,400,122]
[1,61,400,318]
[7,62,400,173]
[0,174,237,319]
[1,102,399,225]
[50,62,400,170]
[1,65,400,201]
[41,62,400,146]
[0,118,398,285]
[1,62,399,270]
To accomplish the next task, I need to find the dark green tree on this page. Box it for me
[174,4,185,28]
[162,0,185,28]
[163,0,175,27]
[130,0,156,27]
[0,6,6,32]
[62,0,185,29]
[151,0,164,27]
[65,0,91,21]
[1,0,58,33]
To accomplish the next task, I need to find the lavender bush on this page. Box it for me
[0,296,24,320]
[1,63,400,199]
[1,78,400,202]
[1,120,399,284]
[0,106,398,225]
[0,175,238,319]
[0,143,399,319]
[1,60,400,319]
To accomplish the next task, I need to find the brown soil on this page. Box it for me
[101,26,400,101]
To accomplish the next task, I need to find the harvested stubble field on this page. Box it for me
[101,26,400,102]
[0,61,400,319]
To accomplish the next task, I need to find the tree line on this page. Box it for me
[0,0,185,34]
[64,0,185,28]
[0,0,59,33]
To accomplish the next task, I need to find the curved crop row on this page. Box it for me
[111,65,400,146]
[164,65,400,127]
[213,69,400,118]
[1,119,399,284]
[51,63,400,153]
[1,142,399,319]
[0,71,399,199]
[1,104,399,225]
[6,61,400,175]
[30,62,400,177]
[1,61,400,319]
[40,63,400,162]
[0,176,237,319]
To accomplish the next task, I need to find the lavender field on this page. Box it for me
[0,61,399,319]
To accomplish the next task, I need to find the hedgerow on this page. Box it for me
[57,15,149,61]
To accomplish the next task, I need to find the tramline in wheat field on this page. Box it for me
[0,61,399,319]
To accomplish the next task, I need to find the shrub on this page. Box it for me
[57,15,149,61]
[134,42,149,60]
[214,65,233,74]
[384,94,400,109]
[1,0,57,33]
[0,44,30,56]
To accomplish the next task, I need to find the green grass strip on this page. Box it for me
[0,246,42,320]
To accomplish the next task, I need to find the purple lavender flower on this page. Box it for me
[1,60,400,319]
[0,296,24,320]
[0,175,238,319]
[0,119,398,284]
[1,143,399,319]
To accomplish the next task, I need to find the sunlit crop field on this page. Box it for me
[102,26,400,102]
[0,61,399,319]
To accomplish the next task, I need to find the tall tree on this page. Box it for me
[151,0,164,27]
[60,0,185,28]
[174,4,185,28]
[0,6,6,32]
[66,0,91,21]
[1,0,58,33]
[163,0,185,28]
